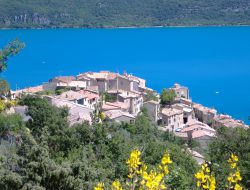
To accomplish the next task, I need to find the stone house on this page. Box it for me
[193,103,217,126]
[170,83,189,99]
[46,96,94,126]
[161,107,183,131]
[117,90,143,115]
[104,110,135,123]
[102,101,130,112]
[144,100,160,122]
[172,103,193,124]
[57,90,99,109]
[43,76,86,91]
[212,114,248,129]
[181,119,216,149]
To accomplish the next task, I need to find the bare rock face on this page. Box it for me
[1,13,51,27]
[0,13,72,28]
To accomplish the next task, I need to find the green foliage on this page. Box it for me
[0,79,10,96]
[144,90,159,102]
[0,113,24,137]
[0,39,25,72]
[160,88,176,106]
[0,95,199,189]
[208,126,250,189]
[102,92,116,102]
[0,0,250,28]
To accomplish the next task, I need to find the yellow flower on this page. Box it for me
[195,163,216,190]
[94,182,104,190]
[112,180,122,190]
[142,170,166,190]
[234,184,243,190]
[161,152,172,165]
[231,154,239,162]
[230,163,237,169]
[137,163,147,175]
[227,154,243,190]
[235,170,242,181]
[127,149,142,172]
[209,176,216,190]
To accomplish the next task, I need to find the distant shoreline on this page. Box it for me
[1,24,250,30]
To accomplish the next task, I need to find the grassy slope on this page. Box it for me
[0,0,250,28]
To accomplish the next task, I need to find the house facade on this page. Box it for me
[144,100,160,122]
[161,107,184,131]
[170,83,189,99]
[193,103,217,126]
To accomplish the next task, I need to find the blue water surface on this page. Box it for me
[0,27,249,123]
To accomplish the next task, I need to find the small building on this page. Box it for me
[43,76,86,91]
[172,103,193,124]
[117,90,143,115]
[144,100,160,122]
[212,114,248,129]
[170,83,189,99]
[104,110,135,123]
[77,71,147,94]
[77,90,99,109]
[57,90,98,109]
[46,96,93,126]
[102,101,130,112]
[193,103,217,126]
[181,119,216,149]
[161,107,184,131]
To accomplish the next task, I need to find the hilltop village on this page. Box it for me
[9,71,248,162]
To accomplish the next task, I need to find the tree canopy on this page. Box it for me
[0,39,25,72]
[208,126,250,189]
[0,95,199,190]
[160,88,176,106]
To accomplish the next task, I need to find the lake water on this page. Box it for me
[0,27,249,124]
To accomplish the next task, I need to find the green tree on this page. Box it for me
[0,79,10,97]
[209,126,250,188]
[160,88,176,106]
[0,39,25,72]
[144,89,159,102]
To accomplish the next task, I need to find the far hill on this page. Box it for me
[0,0,250,28]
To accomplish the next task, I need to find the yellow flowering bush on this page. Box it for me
[94,182,104,190]
[95,149,172,190]
[195,162,216,190]
[112,180,123,190]
[227,154,243,190]
[95,150,244,190]
[195,153,244,190]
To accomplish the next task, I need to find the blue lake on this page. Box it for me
[0,27,249,124]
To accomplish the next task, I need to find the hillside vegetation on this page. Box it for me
[0,0,250,28]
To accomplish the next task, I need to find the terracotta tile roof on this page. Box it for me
[162,108,183,117]
[57,90,84,101]
[193,103,217,114]
[182,123,215,133]
[191,130,215,139]
[102,101,129,111]
[52,76,76,83]
[214,114,248,128]
[78,90,99,100]
[104,110,135,120]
